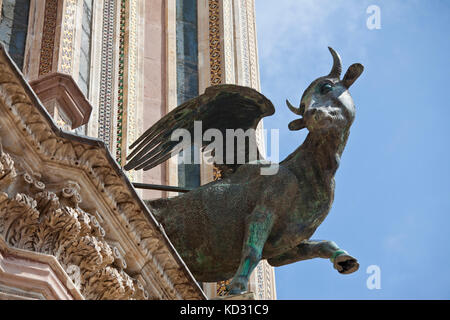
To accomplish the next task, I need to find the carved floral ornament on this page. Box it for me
[0,46,204,300]
[0,159,143,299]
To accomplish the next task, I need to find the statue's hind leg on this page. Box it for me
[268,240,359,274]
[227,206,275,295]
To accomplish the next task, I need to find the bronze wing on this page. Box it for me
[124,84,275,174]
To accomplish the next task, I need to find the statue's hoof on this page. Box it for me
[226,277,247,296]
[334,254,359,274]
[227,288,246,296]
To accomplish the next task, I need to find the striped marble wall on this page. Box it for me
[0,0,30,70]
[176,0,200,189]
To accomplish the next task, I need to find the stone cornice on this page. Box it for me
[29,72,93,129]
[0,44,206,300]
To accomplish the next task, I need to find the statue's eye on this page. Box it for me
[320,83,333,94]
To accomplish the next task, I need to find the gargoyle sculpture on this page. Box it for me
[125,47,364,295]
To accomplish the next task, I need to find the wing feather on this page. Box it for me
[124,84,275,172]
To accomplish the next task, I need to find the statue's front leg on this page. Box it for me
[227,206,275,295]
[268,240,359,274]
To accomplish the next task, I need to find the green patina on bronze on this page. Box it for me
[127,48,365,295]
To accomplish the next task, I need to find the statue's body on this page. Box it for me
[126,48,364,295]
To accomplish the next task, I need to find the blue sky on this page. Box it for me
[255,0,450,299]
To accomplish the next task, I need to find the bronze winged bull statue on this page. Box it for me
[125,47,364,295]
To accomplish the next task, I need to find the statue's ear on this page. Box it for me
[288,118,306,131]
[343,63,364,89]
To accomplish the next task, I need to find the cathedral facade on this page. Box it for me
[0,0,275,299]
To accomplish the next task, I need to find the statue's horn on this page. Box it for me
[286,99,303,115]
[327,47,342,79]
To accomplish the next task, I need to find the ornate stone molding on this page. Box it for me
[0,44,205,300]
[115,0,143,185]
[98,0,118,150]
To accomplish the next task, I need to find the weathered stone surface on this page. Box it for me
[0,44,206,300]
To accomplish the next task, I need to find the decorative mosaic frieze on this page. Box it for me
[116,0,126,164]
[217,279,231,297]
[208,0,222,85]
[39,0,58,76]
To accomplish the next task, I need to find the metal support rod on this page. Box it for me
[132,183,193,193]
